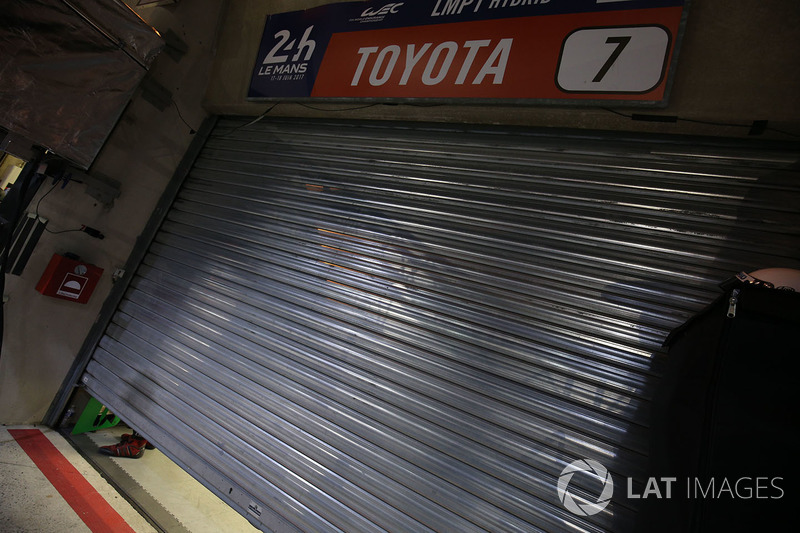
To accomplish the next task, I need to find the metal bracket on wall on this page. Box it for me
[5,213,48,276]
[70,170,122,208]
[1,132,37,161]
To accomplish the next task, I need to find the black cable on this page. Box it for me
[296,103,379,112]
[210,101,447,138]
[211,101,395,138]
[677,117,750,128]
[34,180,85,235]
[34,180,60,218]
[602,107,632,119]
[45,227,84,235]
[171,99,197,134]
[211,104,280,138]
[602,107,800,138]
[765,127,800,138]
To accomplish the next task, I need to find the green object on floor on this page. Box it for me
[71,397,120,435]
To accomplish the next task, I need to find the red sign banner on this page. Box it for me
[249,0,687,105]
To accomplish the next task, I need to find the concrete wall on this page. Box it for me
[0,0,224,424]
[204,0,800,139]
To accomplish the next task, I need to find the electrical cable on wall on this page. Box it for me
[211,103,280,138]
[602,107,800,138]
[210,102,426,138]
[296,103,380,112]
[171,99,197,134]
[35,178,105,239]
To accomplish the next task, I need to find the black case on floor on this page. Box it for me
[642,279,799,533]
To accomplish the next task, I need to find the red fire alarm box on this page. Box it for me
[36,253,103,304]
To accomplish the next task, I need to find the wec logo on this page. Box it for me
[361,3,404,17]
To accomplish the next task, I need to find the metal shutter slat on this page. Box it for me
[79,117,800,532]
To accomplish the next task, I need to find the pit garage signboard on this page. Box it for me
[249,0,688,105]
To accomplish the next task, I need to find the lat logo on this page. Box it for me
[361,2,404,17]
[557,459,614,516]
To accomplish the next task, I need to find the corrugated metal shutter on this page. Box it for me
[80,117,800,533]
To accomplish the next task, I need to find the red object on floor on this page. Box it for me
[9,429,135,533]
[35,253,103,304]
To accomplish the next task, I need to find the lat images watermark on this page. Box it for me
[557,458,785,516]
[557,459,614,516]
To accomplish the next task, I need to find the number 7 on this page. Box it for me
[593,36,631,83]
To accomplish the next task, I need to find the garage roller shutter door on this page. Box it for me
[80,117,800,532]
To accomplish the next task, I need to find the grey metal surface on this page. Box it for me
[80,117,800,532]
